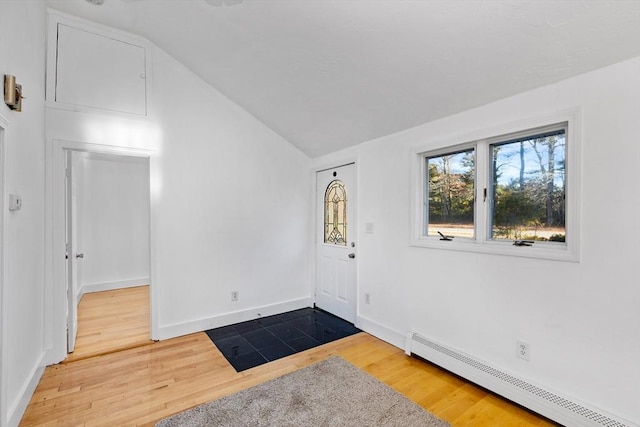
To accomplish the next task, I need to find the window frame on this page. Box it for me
[411,109,581,262]
[486,123,568,244]
[423,144,477,240]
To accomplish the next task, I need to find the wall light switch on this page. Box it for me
[9,194,22,211]
[365,222,374,234]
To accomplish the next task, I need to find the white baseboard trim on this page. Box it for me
[78,277,150,300]
[355,315,405,349]
[156,297,313,341]
[8,353,45,427]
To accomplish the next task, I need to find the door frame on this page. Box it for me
[45,139,155,364]
[313,158,359,325]
[0,112,8,427]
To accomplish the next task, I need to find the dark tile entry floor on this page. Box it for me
[205,308,360,372]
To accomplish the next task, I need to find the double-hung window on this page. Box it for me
[413,112,579,261]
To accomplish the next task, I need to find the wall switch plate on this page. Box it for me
[9,194,22,211]
[364,293,370,304]
[231,291,238,301]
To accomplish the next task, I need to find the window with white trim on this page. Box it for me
[425,147,475,239]
[413,116,579,262]
[488,127,566,243]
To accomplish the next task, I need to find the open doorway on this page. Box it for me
[63,149,152,360]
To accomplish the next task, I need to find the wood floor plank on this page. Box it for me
[64,285,153,363]
[20,288,558,427]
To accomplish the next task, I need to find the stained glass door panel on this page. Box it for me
[324,180,347,245]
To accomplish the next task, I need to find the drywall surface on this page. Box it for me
[0,1,47,425]
[313,58,640,424]
[78,154,150,290]
[45,13,312,353]
[151,47,311,332]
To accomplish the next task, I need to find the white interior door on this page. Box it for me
[315,163,357,323]
[65,151,79,353]
[0,118,7,425]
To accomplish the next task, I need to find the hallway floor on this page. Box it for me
[64,285,152,363]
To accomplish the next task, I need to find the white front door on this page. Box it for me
[315,163,357,323]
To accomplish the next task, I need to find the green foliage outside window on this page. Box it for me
[425,127,567,243]
[491,132,566,242]
[427,149,475,238]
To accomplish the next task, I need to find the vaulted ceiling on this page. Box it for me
[46,0,640,157]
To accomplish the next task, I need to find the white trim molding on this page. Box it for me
[156,297,312,341]
[7,358,44,427]
[355,315,405,350]
[77,277,151,301]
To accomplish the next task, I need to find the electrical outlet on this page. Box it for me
[364,293,370,304]
[517,340,530,361]
[231,291,238,301]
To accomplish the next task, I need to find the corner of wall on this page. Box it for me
[7,354,44,427]
[355,315,406,350]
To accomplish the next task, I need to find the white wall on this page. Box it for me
[314,57,640,424]
[0,1,47,426]
[151,47,312,336]
[78,153,150,293]
[44,13,312,353]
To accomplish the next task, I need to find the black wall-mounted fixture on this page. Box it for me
[438,231,454,241]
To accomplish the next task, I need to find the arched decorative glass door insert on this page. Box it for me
[324,180,347,245]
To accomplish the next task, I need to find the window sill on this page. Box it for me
[410,237,578,262]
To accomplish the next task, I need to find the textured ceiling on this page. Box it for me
[46,0,640,158]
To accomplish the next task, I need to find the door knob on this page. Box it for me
[348,253,355,259]
[75,253,84,259]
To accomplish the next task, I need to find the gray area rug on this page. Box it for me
[155,356,450,427]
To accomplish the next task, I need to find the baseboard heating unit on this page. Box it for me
[405,333,636,427]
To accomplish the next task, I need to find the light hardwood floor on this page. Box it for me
[64,285,153,363]
[20,288,557,426]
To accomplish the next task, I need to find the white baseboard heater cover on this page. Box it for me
[406,333,637,427]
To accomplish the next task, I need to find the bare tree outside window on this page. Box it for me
[490,131,566,242]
